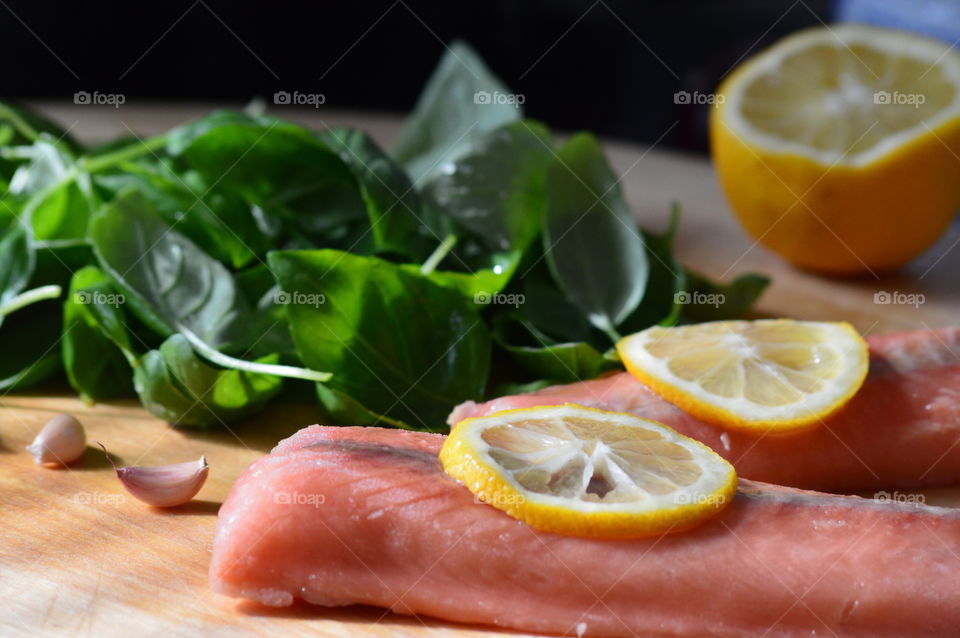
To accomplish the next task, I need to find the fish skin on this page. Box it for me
[211,425,960,638]
[450,328,960,491]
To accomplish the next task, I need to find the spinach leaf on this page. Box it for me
[235,264,295,358]
[28,175,98,241]
[0,238,90,390]
[392,41,521,184]
[493,316,618,384]
[417,138,554,299]
[682,271,770,321]
[0,298,63,390]
[168,113,367,243]
[62,266,134,402]
[164,110,276,154]
[0,192,20,228]
[96,162,273,268]
[318,127,429,259]
[620,207,686,332]
[503,341,617,384]
[1,138,98,242]
[269,249,491,431]
[542,133,648,340]
[5,138,72,197]
[403,239,523,302]
[78,278,139,357]
[415,259,517,300]
[313,384,410,430]
[89,189,250,350]
[422,120,552,253]
[0,221,34,319]
[134,334,283,427]
[518,276,594,344]
[64,266,283,424]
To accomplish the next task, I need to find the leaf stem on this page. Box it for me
[179,328,333,383]
[83,133,169,173]
[21,133,169,224]
[0,103,40,142]
[600,325,622,343]
[33,238,89,250]
[0,285,62,318]
[591,315,622,344]
[420,233,458,275]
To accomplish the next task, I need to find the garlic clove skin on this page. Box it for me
[26,413,86,465]
[116,457,209,507]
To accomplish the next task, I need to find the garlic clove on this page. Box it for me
[117,458,209,507]
[97,443,209,507]
[26,413,86,465]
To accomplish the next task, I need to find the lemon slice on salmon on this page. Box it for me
[617,319,869,433]
[441,404,736,538]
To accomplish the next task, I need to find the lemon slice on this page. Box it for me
[711,24,960,274]
[441,404,736,538]
[617,319,869,433]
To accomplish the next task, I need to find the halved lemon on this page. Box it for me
[617,319,869,433]
[441,404,736,538]
[711,24,960,274]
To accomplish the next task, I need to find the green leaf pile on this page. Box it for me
[0,42,768,430]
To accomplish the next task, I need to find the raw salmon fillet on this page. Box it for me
[451,328,960,491]
[211,425,960,638]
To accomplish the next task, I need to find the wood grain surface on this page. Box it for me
[2,104,959,638]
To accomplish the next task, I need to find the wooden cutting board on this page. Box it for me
[3,104,960,638]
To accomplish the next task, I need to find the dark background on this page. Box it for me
[2,1,836,153]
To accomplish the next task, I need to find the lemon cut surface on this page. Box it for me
[441,404,736,538]
[617,319,869,433]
